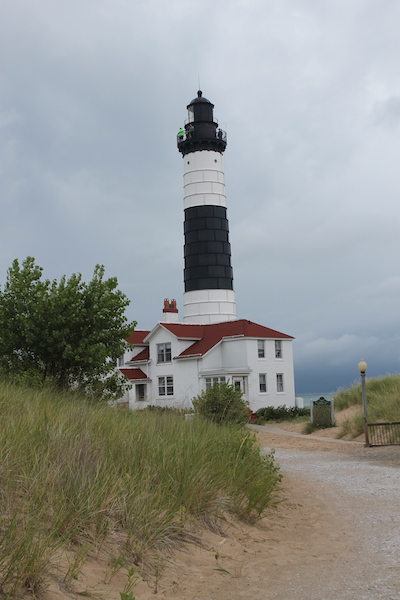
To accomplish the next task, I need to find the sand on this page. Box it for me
[41,417,400,600]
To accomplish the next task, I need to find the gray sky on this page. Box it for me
[1,0,399,393]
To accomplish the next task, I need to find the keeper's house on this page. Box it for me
[118,302,294,412]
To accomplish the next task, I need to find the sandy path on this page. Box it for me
[268,447,400,600]
[44,427,400,600]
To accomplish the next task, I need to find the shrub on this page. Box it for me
[302,421,318,434]
[256,405,310,422]
[192,382,250,424]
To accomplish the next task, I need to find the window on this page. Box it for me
[275,340,282,358]
[205,376,226,389]
[259,374,267,393]
[157,342,171,363]
[276,373,284,392]
[158,376,174,396]
[257,340,265,358]
[118,355,125,367]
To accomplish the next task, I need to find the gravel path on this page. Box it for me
[272,446,400,599]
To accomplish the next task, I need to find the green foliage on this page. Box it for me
[302,421,318,434]
[0,257,136,399]
[256,405,310,422]
[0,380,281,597]
[192,382,250,424]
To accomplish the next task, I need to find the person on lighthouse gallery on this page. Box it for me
[186,123,194,139]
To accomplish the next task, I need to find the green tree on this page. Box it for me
[0,257,136,398]
[192,382,250,424]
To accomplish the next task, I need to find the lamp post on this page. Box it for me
[358,359,369,447]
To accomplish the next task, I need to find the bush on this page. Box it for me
[256,405,310,422]
[302,421,318,434]
[192,382,250,424]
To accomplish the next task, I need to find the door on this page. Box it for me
[136,384,146,402]
[232,377,246,396]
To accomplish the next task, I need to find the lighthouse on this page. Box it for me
[177,91,237,324]
[117,91,296,412]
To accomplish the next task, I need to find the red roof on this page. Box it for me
[125,330,150,344]
[161,319,293,358]
[128,347,150,362]
[120,368,149,380]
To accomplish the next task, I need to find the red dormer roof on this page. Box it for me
[128,347,150,362]
[120,368,150,381]
[161,319,293,358]
[125,330,151,345]
[161,323,204,340]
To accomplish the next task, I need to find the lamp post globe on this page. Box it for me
[358,359,368,374]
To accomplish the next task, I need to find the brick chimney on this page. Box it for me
[162,298,179,323]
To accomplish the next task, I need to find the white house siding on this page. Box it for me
[121,328,295,413]
[247,339,295,411]
[221,338,248,368]
[199,337,295,411]
[173,359,201,408]
[200,343,223,372]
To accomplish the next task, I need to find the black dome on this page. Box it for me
[188,90,213,107]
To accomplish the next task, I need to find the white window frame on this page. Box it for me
[118,355,125,367]
[158,375,174,396]
[257,340,265,358]
[157,342,171,363]
[275,340,282,359]
[259,373,267,393]
[276,373,284,392]
[205,376,226,389]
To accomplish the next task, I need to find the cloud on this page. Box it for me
[1,0,399,391]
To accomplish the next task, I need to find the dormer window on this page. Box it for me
[157,342,171,363]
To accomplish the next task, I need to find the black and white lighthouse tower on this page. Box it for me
[177,91,237,324]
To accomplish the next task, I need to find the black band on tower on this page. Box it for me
[184,205,234,292]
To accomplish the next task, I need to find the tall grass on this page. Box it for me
[334,374,400,437]
[0,381,280,597]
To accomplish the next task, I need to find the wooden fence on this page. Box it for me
[366,421,400,447]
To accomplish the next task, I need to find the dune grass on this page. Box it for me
[0,381,280,598]
[334,374,400,438]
